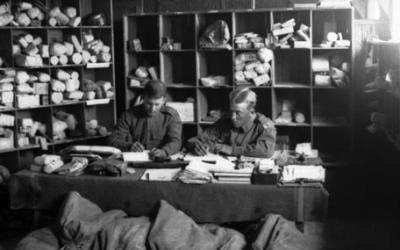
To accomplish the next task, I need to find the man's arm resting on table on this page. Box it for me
[186,120,225,155]
[160,111,183,156]
[108,111,134,151]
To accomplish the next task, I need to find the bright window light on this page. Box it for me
[391,0,400,41]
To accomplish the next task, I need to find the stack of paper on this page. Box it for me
[281,165,325,183]
[140,168,181,182]
[213,170,253,184]
[176,160,214,184]
[211,157,254,184]
[318,0,352,8]
[123,151,150,162]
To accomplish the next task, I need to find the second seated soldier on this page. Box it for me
[109,80,182,159]
[186,87,276,158]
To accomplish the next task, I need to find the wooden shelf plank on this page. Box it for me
[166,84,197,88]
[274,82,310,88]
[275,122,311,127]
[0,148,18,154]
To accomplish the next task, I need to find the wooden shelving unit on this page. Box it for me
[0,0,116,172]
[123,8,354,166]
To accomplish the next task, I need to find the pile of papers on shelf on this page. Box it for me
[234,48,273,86]
[234,32,268,49]
[271,19,311,48]
[317,0,352,8]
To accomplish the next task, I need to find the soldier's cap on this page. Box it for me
[229,86,257,109]
[143,80,167,99]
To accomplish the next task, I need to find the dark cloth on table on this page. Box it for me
[9,170,328,224]
[16,191,314,250]
[108,104,182,155]
[188,113,276,158]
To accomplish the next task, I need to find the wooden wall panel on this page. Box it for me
[113,0,141,116]
[158,0,220,12]
[220,0,253,10]
[255,0,292,8]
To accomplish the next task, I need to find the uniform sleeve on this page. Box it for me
[160,112,183,155]
[108,111,134,151]
[186,119,225,151]
[231,125,277,158]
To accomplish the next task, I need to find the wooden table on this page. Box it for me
[9,170,328,229]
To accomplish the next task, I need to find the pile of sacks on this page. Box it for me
[14,32,46,67]
[85,119,108,137]
[235,48,273,86]
[82,30,112,65]
[83,79,114,100]
[15,70,49,108]
[129,66,158,87]
[0,113,14,150]
[47,6,80,27]
[52,111,80,141]
[30,154,89,177]
[0,2,45,27]
[17,118,47,148]
[49,35,84,66]
[29,145,126,177]
[0,69,15,107]
[51,69,83,104]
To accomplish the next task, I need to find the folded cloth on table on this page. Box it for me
[86,158,127,176]
[54,157,89,176]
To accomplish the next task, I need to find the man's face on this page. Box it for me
[230,102,251,128]
[143,96,165,116]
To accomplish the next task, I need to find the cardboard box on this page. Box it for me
[166,102,195,122]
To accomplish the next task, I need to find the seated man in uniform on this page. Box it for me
[109,80,182,159]
[186,87,276,158]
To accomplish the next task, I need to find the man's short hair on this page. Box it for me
[229,87,257,110]
[143,80,167,99]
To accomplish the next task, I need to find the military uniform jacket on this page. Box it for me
[109,104,182,155]
[189,113,276,158]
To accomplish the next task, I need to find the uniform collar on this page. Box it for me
[237,116,255,132]
[139,104,167,117]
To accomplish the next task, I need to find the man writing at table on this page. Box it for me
[186,87,276,158]
[109,80,182,159]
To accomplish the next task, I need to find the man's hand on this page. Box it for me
[187,138,208,156]
[149,148,167,160]
[214,144,233,155]
[130,141,145,152]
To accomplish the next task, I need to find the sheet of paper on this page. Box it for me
[123,151,150,162]
[183,152,219,162]
[140,168,181,181]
